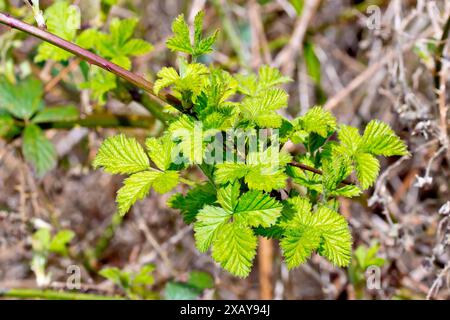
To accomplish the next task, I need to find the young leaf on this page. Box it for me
[217,182,240,213]
[215,162,250,184]
[0,77,44,120]
[35,1,81,62]
[194,205,231,253]
[169,183,217,223]
[234,190,283,227]
[338,125,362,154]
[164,282,201,300]
[258,65,292,90]
[281,226,321,268]
[79,66,117,104]
[166,12,218,58]
[116,171,159,215]
[314,206,352,267]
[244,166,287,192]
[360,120,408,156]
[211,221,257,277]
[32,106,79,123]
[354,152,380,190]
[79,18,153,68]
[146,135,177,171]
[299,106,336,138]
[151,170,179,194]
[166,14,192,54]
[0,113,19,138]
[49,230,75,256]
[22,124,57,177]
[187,271,214,290]
[281,198,352,268]
[93,134,149,174]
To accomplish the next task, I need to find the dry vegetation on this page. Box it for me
[1,0,450,300]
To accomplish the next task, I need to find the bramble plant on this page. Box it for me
[0,7,408,278]
[92,13,408,277]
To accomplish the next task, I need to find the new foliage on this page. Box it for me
[93,12,408,277]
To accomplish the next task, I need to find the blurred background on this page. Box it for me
[1,0,450,299]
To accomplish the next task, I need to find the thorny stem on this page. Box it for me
[288,161,354,185]
[0,11,358,185]
[0,12,182,111]
[47,114,156,129]
[434,13,450,98]
[0,288,124,300]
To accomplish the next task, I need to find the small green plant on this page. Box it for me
[348,242,386,298]
[31,228,75,286]
[99,265,158,300]
[0,76,79,176]
[92,12,408,277]
[164,271,214,300]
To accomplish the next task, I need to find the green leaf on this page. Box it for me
[192,11,218,57]
[77,18,152,104]
[281,198,352,268]
[304,42,321,85]
[0,112,19,138]
[234,190,283,227]
[22,124,57,177]
[244,166,287,192]
[281,226,321,269]
[361,120,408,156]
[32,228,52,252]
[354,152,380,190]
[133,264,155,286]
[99,267,129,289]
[49,230,75,256]
[166,11,218,58]
[79,66,117,104]
[0,77,44,120]
[35,1,81,62]
[169,183,217,223]
[164,282,201,300]
[91,18,153,62]
[116,171,157,215]
[314,206,352,267]
[76,29,101,49]
[258,65,292,90]
[338,125,362,154]
[329,185,362,198]
[299,106,337,138]
[239,88,288,127]
[93,134,149,174]
[211,221,257,277]
[215,162,250,183]
[166,14,192,54]
[32,106,79,123]
[194,205,231,252]
[187,271,214,290]
[322,154,352,192]
[146,135,176,171]
[151,170,179,194]
[217,182,240,212]
[110,18,138,46]
[154,67,180,95]
[122,39,154,56]
[155,62,209,102]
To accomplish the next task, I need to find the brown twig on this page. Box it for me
[324,28,434,111]
[434,14,450,99]
[0,12,182,110]
[273,0,321,76]
[258,237,273,300]
[288,161,354,186]
[44,58,81,93]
